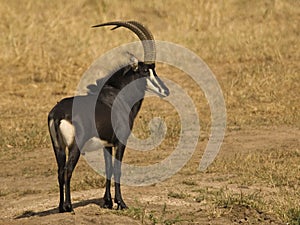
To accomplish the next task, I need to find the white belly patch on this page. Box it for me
[58,119,113,152]
[81,137,114,154]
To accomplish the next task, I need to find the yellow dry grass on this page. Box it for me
[0,0,299,224]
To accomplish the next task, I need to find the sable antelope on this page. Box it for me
[48,21,169,212]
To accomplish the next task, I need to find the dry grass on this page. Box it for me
[0,0,299,224]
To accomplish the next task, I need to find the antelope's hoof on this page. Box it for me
[62,203,74,213]
[103,199,113,209]
[116,201,128,210]
[59,206,65,213]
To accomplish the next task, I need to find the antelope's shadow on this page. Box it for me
[15,198,105,219]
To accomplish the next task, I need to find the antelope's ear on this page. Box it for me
[128,52,139,71]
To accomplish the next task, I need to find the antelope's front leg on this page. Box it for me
[103,147,113,209]
[114,143,128,210]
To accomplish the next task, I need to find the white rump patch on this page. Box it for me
[59,119,75,147]
[49,119,59,148]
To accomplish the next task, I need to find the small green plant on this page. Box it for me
[18,189,42,197]
[287,207,300,225]
[126,206,144,220]
[163,215,184,225]
[112,200,147,223]
[148,204,184,225]
[149,213,159,224]
[0,189,9,197]
[213,188,264,210]
[195,195,205,203]
[182,180,196,186]
[72,174,105,191]
[168,191,187,199]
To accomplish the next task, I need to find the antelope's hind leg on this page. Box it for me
[49,119,67,213]
[63,143,80,213]
[53,145,67,213]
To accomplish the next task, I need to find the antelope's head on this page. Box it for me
[92,21,170,98]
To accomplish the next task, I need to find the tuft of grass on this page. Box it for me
[112,200,147,223]
[167,191,188,200]
[18,189,42,197]
[148,204,185,225]
[0,190,9,197]
[72,174,105,191]
[0,0,299,224]
[182,180,197,186]
[148,213,159,225]
[287,207,300,225]
[120,206,145,221]
[213,188,265,211]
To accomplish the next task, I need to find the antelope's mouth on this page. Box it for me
[146,69,170,98]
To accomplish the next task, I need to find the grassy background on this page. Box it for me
[0,0,299,224]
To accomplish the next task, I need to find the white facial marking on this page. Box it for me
[49,119,59,148]
[146,69,162,95]
[59,119,75,147]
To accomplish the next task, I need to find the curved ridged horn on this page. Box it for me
[127,21,156,63]
[127,21,154,41]
[92,21,156,64]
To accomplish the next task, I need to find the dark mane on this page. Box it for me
[86,65,132,96]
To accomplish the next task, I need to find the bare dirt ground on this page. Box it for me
[0,0,299,224]
[0,127,299,225]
